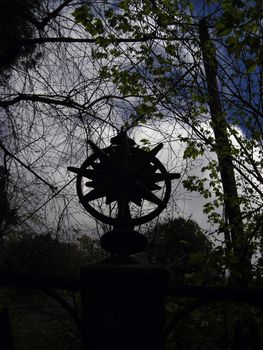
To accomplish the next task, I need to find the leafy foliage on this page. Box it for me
[0,233,104,350]
[0,167,17,235]
[146,217,221,284]
[0,0,43,74]
[214,0,262,71]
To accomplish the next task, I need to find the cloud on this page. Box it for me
[132,120,221,233]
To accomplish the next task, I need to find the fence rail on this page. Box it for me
[1,271,262,306]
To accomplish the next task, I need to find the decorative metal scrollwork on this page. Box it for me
[68,132,180,255]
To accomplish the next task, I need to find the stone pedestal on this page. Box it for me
[80,262,168,350]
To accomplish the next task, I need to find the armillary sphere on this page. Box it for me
[68,132,180,230]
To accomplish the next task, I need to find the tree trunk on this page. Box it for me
[198,19,251,283]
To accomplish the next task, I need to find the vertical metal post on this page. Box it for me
[0,308,15,350]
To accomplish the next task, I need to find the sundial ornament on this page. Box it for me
[68,132,180,256]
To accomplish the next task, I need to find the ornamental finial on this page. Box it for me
[68,131,180,257]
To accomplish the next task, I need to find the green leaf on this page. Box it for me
[189,251,206,265]
[245,58,257,73]
[183,142,203,160]
[216,20,232,36]
[165,44,176,55]
[139,138,150,145]
[226,35,238,45]
[203,202,214,214]
[95,36,110,47]
[72,5,90,23]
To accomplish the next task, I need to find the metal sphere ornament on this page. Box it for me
[68,132,180,256]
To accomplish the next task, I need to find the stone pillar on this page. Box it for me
[80,262,168,350]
